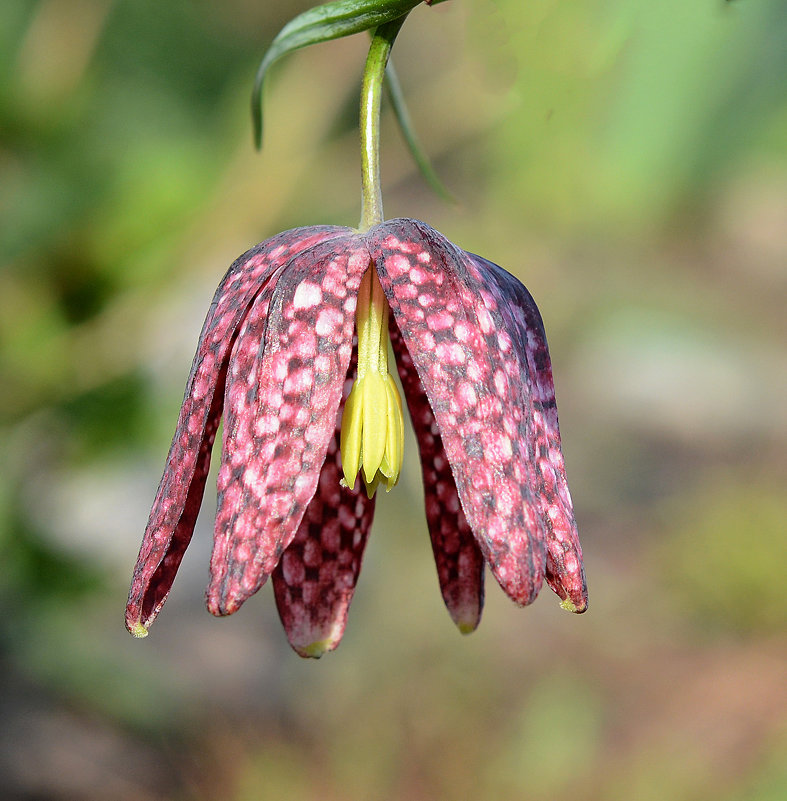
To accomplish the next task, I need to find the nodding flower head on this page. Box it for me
[126,218,587,657]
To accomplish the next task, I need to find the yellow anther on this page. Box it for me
[340,267,405,497]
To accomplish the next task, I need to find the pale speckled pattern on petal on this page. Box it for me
[126,226,350,634]
[369,218,547,607]
[272,354,376,656]
[469,253,587,611]
[389,318,485,632]
[207,237,371,616]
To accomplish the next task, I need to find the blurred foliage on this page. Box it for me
[1,1,786,800]
[485,0,787,230]
[657,479,787,634]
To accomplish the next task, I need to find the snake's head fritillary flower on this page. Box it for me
[126,218,587,657]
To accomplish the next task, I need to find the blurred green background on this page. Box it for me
[2,0,786,799]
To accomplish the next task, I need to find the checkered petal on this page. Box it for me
[468,254,587,612]
[272,357,375,657]
[369,218,547,607]
[389,318,484,632]
[126,226,349,636]
[207,236,371,616]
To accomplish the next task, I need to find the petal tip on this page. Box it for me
[127,620,149,639]
[209,601,236,617]
[294,637,338,659]
[559,596,588,614]
[205,590,241,618]
[447,599,483,635]
[455,619,479,635]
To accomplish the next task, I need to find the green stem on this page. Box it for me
[358,15,407,231]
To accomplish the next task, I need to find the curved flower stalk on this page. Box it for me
[126,218,587,657]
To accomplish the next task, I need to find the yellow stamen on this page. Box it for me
[340,267,405,497]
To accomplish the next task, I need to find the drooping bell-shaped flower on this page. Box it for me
[127,1,587,657]
[126,218,587,657]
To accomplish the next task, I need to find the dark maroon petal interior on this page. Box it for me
[390,318,484,632]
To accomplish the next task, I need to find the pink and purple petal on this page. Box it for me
[468,254,587,612]
[390,319,484,632]
[207,236,372,616]
[126,226,350,635]
[369,219,550,607]
[272,383,375,657]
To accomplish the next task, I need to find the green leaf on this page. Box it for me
[385,60,454,202]
[252,0,427,149]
